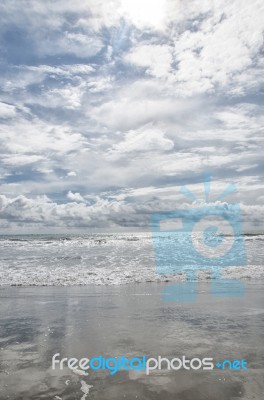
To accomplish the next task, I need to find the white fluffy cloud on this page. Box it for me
[0,186,263,232]
[124,44,173,78]
[67,191,85,203]
[0,102,17,118]
[171,0,264,95]
[108,124,174,159]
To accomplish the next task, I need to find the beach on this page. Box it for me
[0,282,263,400]
[1,0,264,398]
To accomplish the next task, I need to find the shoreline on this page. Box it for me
[0,277,263,287]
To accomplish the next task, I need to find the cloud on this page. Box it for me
[26,64,95,78]
[44,84,85,109]
[124,44,173,78]
[108,124,174,159]
[0,189,263,232]
[38,31,104,59]
[171,0,264,95]
[67,191,85,203]
[67,171,77,177]
[0,102,17,118]
[89,80,199,130]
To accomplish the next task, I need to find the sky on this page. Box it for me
[0,0,263,233]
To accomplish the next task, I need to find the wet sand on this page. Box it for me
[0,283,263,400]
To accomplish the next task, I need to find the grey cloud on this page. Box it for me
[0,191,263,233]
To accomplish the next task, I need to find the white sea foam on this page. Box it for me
[0,233,263,286]
[80,380,93,400]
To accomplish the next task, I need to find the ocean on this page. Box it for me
[0,233,263,286]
